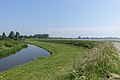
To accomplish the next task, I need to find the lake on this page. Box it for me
[0,44,51,72]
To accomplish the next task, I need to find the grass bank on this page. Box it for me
[0,39,27,58]
[58,41,120,80]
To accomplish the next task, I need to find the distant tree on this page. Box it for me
[15,32,20,40]
[34,34,41,38]
[29,35,33,38]
[42,34,49,38]
[8,31,15,39]
[78,36,81,39]
[34,34,49,38]
[21,35,29,38]
[2,32,6,39]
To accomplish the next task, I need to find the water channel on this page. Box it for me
[0,44,51,72]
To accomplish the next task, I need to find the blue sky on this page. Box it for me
[0,0,120,37]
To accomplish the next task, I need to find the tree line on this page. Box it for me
[0,31,49,40]
[20,34,49,38]
[0,31,20,40]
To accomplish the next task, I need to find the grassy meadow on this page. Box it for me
[0,39,120,80]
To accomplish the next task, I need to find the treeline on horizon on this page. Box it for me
[0,31,49,40]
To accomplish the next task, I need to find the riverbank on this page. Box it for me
[0,39,28,58]
[0,44,50,72]
[0,39,120,80]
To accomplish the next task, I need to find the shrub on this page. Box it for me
[4,43,13,47]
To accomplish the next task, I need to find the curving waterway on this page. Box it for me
[0,44,51,72]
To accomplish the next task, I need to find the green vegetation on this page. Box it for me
[0,31,21,40]
[2,32,6,39]
[0,31,27,58]
[0,31,49,39]
[0,39,120,80]
[33,34,49,38]
[0,39,89,80]
[15,32,20,40]
[8,31,16,39]
[0,39,27,58]
[37,39,100,49]
[58,41,120,80]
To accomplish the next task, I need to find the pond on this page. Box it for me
[0,44,51,72]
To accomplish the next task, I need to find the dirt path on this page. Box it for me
[112,42,120,58]
[110,42,120,79]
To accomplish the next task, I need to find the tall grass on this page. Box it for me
[57,41,120,80]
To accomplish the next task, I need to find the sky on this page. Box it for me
[0,0,120,37]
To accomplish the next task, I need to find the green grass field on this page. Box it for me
[0,39,120,80]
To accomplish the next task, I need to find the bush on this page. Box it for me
[4,43,13,47]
